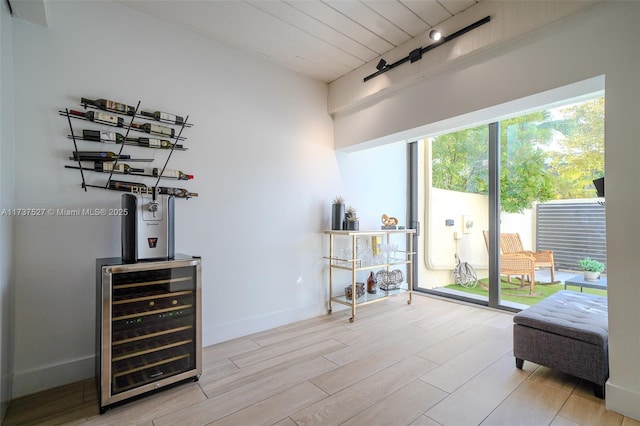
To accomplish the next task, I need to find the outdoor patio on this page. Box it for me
[442,269,608,307]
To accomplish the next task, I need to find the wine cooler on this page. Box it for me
[96,254,201,413]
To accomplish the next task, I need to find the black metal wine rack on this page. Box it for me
[60,98,197,198]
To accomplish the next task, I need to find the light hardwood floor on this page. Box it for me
[4,294,639,426]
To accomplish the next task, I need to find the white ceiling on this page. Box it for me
[120,0,480,83]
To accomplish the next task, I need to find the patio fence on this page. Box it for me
[536,201,607,272]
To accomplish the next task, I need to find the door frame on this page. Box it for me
[409,123,517,311]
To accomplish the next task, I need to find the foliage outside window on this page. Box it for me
[430,98,604,213]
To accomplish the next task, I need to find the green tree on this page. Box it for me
[431,125,487,191]
[546,98,605,199]
[431,112,555,213]
[500,114,555,212]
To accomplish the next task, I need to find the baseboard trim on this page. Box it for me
[202,302,327,347]
[606,379,640,420]
[1,371,13,422]
[12,355,94,399]
[11,303,328,398]
[1,399,8,424]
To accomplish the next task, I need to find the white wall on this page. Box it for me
[329,1,640,419]
[337,141,407,231]
[0,0,16,419]
[9,1,336,397]
[336,141,408,287]
[427,190,489,270]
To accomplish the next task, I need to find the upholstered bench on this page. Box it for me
[513,290,608,398]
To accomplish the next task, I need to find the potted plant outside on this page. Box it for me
[578,257,605,281]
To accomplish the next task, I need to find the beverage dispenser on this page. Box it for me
[121,192,174,262]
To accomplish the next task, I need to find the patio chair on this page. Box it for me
[483,231,537,295]
[499,233,555,283]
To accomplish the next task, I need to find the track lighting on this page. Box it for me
[364,16,491,82]
[409,48,422,63]
[429,29,442,41]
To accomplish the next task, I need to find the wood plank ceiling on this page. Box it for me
[121,0,480,83]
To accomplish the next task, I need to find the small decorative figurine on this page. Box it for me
[345,282,365,300]
[381,214,398,228]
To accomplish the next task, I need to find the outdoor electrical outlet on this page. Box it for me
[463,215,474,234]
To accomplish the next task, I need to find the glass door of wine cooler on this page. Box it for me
[97,255,201,411]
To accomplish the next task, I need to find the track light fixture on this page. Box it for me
[429,29,442,41]
[409,48,422,63]
[364,16,491,82]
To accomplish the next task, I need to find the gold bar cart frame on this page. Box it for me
[324,229,416,322]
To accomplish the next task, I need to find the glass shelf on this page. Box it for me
[331,286,409,307]
[325,229,415,322]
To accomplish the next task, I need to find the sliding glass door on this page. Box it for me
[412,121,497,306]
[412,95,605,310]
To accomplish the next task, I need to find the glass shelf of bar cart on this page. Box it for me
[323,229,415,322]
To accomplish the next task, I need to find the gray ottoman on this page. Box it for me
[513,290,608,398]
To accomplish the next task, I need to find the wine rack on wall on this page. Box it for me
[59,98,198,199]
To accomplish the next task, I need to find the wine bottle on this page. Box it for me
[152,168,194,180]
[367,271,377,294]
[133,137,182,149]
[69,109,124,127]
[157,186,198,198]
[95,162,144,174]
[108,180,149,193]
[140,110,184,125]
[130,122,175,138]
[71,151,130,161]
[81,131,183,149]
[107,181,195,197]
[80,97,135,115]
[82,129,125,144]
